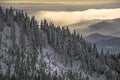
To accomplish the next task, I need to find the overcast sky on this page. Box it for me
[0,0,120,3]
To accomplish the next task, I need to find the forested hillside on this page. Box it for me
[0,6,120,80]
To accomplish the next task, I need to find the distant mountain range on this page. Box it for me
[85,33,120,54]
[88,19,120,37]
[68,20,102,36]
[69,18,120,54]
[85,33,114,43]
[1,6,120,80]
[69,18,120,37]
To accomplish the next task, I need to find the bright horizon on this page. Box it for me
[0,0,120,4]
[1,0,120,36]
[34,8,120,26]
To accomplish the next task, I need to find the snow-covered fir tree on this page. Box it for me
[0,6,120,80]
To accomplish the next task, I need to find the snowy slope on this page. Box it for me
[0,20,105,80]
[0,7,120,80]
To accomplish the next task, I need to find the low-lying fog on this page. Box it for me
[1,3,120,36]
[34,8,120,26]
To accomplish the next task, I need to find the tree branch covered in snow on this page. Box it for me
[0,6,120,80]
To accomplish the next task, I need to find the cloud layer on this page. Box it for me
[35,8,120,25]
[0,0,119,2]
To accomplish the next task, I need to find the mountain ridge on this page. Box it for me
[0,6,120,80]
[86,33,120,53]
[68,18,120,37]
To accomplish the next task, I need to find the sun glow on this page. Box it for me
[34,8,120,26]
[0,0,119,5]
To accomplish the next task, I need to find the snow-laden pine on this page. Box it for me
[0,6,120,80]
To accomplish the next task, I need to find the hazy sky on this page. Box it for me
[1,0,120,36]
[0,0,120,3]
[35,8,120,25]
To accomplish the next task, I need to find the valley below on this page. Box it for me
[0,2,120,80]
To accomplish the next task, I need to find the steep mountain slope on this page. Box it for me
[0,7,64,80]
[0,6,120,80]
[0,6,91,80]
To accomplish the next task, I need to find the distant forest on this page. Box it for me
[0,6,120,80]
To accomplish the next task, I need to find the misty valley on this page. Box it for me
[0,3,120,80]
